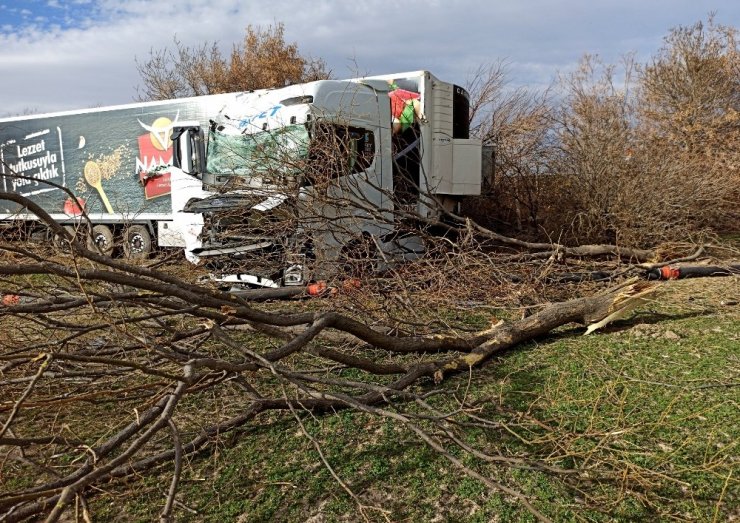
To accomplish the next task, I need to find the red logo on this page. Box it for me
[137,116,177,200]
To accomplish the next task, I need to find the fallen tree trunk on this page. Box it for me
[645,264,740,280]
[443,211,657,262]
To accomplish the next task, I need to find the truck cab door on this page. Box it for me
[170,123,211,263]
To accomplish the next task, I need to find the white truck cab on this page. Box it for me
[169,71,482,284]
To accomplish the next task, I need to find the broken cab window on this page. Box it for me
[206,123,309,180]
[306,124,375,185]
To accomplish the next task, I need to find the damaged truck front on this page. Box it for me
[170,71,482,287]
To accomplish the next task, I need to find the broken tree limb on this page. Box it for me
[431,280,662,381]
[637,245,707,270]
[444,213,657,262]
[645,264,740,280]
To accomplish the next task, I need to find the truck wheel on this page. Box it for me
[87,225,114,256]
[53,225,77,252]
[123,225,152,259]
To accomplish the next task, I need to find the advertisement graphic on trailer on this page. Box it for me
[0,101,213,216]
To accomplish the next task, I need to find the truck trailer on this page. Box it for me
[0,71,482,285]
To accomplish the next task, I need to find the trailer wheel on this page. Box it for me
[123,225,152,259]
[52,225,77,251]
[87,225,114,256]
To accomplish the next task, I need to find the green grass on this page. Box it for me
[9,276,738,522]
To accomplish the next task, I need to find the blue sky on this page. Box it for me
[1,0,738,117]
[0,0,99,32]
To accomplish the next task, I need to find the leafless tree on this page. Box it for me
[465,17,739,247]
[136,23,329,100]
[465,62,557,235]
[637,15,740,233]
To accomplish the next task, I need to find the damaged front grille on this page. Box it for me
[185,190,299,259]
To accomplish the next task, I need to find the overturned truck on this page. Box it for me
[0,71,482,285]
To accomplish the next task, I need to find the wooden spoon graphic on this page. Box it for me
[84,161,113,214]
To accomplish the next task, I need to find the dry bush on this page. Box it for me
[467,18,739,248]
[136,23,329,100]
[549,55,640,244]
[637,16,740,234]
[553,18,740,245]
[463,63,558,238]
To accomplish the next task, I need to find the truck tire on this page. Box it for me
[52,225,77,252]
[87,225,114,256]
[123,225,152,259]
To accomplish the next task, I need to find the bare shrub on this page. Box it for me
[464,62,557,238]
[552,18,740,245]
[467,17,739,248]
[548,55,639,244]
[638,16,740,234]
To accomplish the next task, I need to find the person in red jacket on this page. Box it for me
[388,80,426,134]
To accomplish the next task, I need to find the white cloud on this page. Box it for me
[1,0,738,117]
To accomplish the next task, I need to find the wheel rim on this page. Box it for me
[124,226,151,258]
[94,234,110,250]
[88,225,114,255]
[129,234,144,253]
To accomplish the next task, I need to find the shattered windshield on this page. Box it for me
[206,124,309,179]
